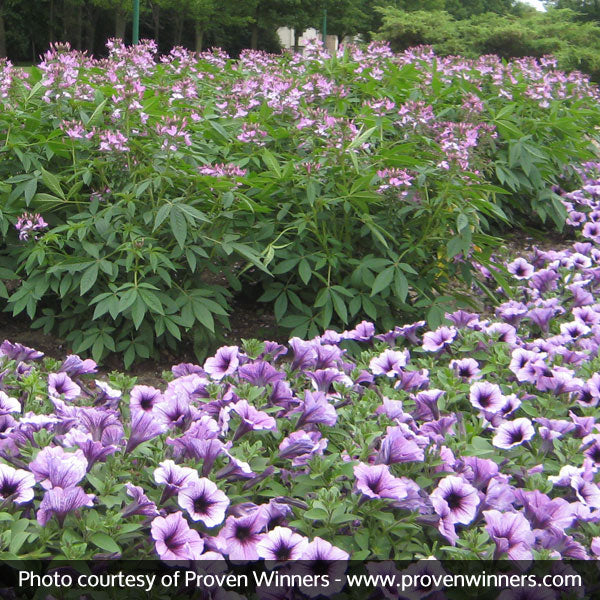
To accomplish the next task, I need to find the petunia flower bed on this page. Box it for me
[2,39,600,366]
[2,167,600,574]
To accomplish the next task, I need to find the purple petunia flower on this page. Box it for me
[151,511,205,560]
[178,478,230,527]
[395,321,426,345]
[305,368,352,393]
[0,463,35,503]
[262,500,293,531]
[369,349,410,377]
[122,483,159,518]
[483,509,535,560]
[94,380,122,407]
[230,400,277,441]
[297,537,349,597]
[37,486,95,526]
[125,410,168,453]
[154,459,200,502]
[48,372,81,401]
[513,489,576,533]
[260,341,288,360]
[422,326,456,352]
[238,361,285,387]
[495,300,529,327]
[507,257,534,279]
[0,392,20,415]
[288,338,317,371]
[492,418,535,450]
[430,476,479,525]
[344,320,375,341]
[486,322,517,345]
[449,357,481,381]
[469,381,506,414]
[0,340,44,362]
[354,463,408,501]
[460,456,499,490]
[571,476,600,508]
[529,268,559,293]
[278,430,327,466]
[375,427,425,464]
[256,526,309,562]
[445,310,479,328]
[292,391,337,428]
[29,446,88,490]
[216,510,267,561]
[413,389,444,421]
[204,346,240,380]
[313,344,345,370]
[59,355,97,376]
[171,362,206,378]
[583,221,600,241]
[129,385,163,413]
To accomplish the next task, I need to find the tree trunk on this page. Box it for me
[49,0,55,44]
[75,4,83,50]
[0,11,6,58]
[152,3,160,43]
[250,23,258,49]
[115,11,127,41]
[84,5,97,54]
[195,23,204,52]
[293,29,300,52]
[174,13,184,46]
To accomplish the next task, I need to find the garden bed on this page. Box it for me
[2,167,600,574]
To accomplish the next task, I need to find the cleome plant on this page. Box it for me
[0,39,599,366]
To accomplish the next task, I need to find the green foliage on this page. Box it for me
[376,6,600,82]
[1,41,598,364]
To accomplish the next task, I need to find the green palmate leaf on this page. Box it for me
[192,302,215,332]
[347,126,376,150]
[91,336,105,362]
[456,213,469,233]
[23,178,37,204]
[40,168,65,200]
[118,288,138,313]
[393,270,409,303]
[177,203,209,223]
[87,98,107,126]
[370,266,394,297]
[154,204,171,231]
[89,533,121,554]
[170,206,187,249]
[362,296,378,321]
[262,149,281,177]
[139,289,164,314]
[131,297,147,329]
[298,259,311,285]
[231,242,272,276]
[330,291,348,324]
[80,263,99,295]
[274,293,288,321]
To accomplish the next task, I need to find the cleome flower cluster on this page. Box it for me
[1,166,600,572]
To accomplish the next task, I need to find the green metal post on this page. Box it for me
[322,8,327,43]
[132,0,140,44]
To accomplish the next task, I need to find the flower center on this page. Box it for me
[0,482,18,497]
[140,397,154,410]
[193,495,212,514]
[446,491,462,510]
[509,430,524,444]
[235,525,252,541]
[275,546,292,560]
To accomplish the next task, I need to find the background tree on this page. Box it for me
[544,0,600,21]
